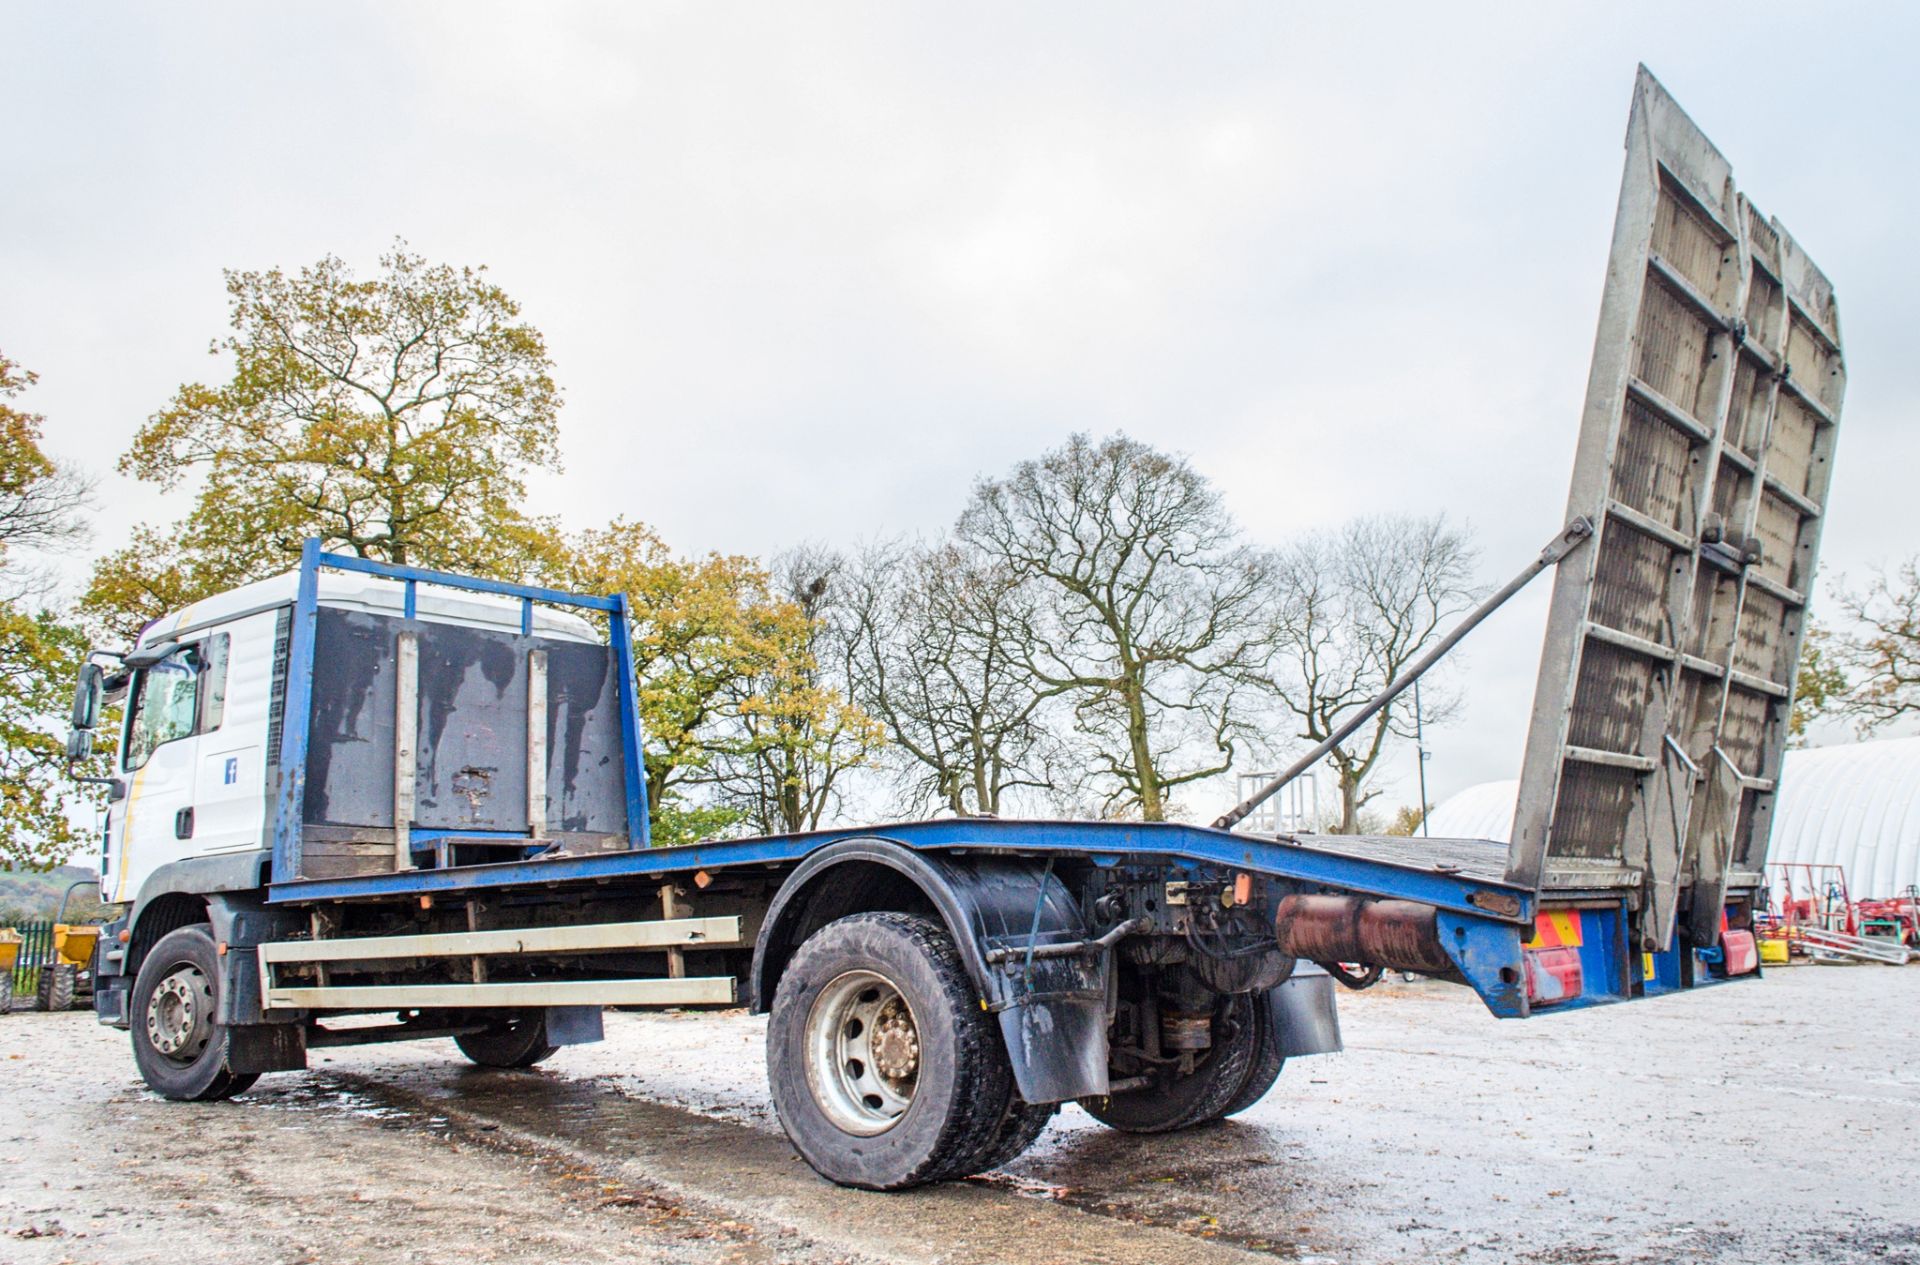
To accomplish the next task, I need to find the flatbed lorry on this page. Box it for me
[64,68,1846,1189]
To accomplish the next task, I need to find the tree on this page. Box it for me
[706,547,885,836]
[956,434,1273,822]
[0,351,98,868]
[554,519,803,848]
[1789,621,1848,742]
[0,352,93,599]
[1263,515,1478,834]
[1831,561,1920,732]
[85,243,562,637]
[841,539,1067,817]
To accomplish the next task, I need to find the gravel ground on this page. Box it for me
[1,963,1915,1264]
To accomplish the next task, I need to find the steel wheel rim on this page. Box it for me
[146,963,213,1064]
[803,969,921,1136]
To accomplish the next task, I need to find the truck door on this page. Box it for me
[107,643,214,904]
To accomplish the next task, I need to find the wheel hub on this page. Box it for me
[804,970,922,1136]
[870,1005,920,1080]
[146,965,213,1062]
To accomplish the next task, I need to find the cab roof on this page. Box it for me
[136,569,605,648]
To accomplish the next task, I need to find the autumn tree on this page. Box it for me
[840,539,1068,817]
[0,351,98,868]
[706,547,885,836]
[1263,514,1478,834]
[1789,621,1848,742]
[956,434,1273,822]
[553,520,804,848]
[86,244,562,637]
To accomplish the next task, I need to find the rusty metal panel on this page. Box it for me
[1509,68,1845,951]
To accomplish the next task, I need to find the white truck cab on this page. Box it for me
[95,571,600,905]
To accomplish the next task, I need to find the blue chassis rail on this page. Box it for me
[266,816,1543,1018]
[267,816,1532,924]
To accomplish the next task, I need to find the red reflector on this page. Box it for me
[1524,946,1583,1006]
[1720,929,1758,976]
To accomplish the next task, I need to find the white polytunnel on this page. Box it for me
[1423,736,1920,899]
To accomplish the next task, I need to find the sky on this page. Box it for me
[5,3,1917,823]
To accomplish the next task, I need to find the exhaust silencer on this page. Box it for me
[1273,894,1457,978]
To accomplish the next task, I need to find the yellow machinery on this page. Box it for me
[35,880,102,1011]
[0,928,19,1013]
[53,923,101,971]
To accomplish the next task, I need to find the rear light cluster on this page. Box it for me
[1524,946,1582,1006]
[1523,910,1584,1007]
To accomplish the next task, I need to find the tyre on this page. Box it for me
[37,963,77,1013]
[1080,992,1260,1134]
[971,1096,1058,1172]
[454,1014,558,1068]
[767,912,1021,1190]
[0,971,12,1014]
[130,925,258,1101]
[1218,990,1286,1118]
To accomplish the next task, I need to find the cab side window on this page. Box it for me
[122,635,229,771]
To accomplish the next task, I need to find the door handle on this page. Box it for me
[175,808,194,839]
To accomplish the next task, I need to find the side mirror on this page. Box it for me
[66,729,95,761]
[71,661,104,731]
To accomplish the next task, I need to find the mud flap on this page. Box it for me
[991,955,1111,1104]
[229,1022,308,1074]
[1270,963,1342,1057]
[543,1005,604,1046]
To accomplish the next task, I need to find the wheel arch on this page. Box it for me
[749,838,994,1014]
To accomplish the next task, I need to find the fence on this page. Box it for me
[6,920,56,1006]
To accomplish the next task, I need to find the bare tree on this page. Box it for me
[841,539,1070,817]
[1829,560,1920,732]
[957,434,1272,822]
[1263,514,1478,834]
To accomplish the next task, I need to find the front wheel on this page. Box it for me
[130,925,257,1101]
[767,912,1029,1190]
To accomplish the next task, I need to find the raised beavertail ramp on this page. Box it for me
[1259,68,1846,956]
[1510,66,1845,951]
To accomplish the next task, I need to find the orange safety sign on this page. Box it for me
[1528,910,1584,950]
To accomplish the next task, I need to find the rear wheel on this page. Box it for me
[454,1013,558,1068]
[1080,992,1260,1134]
[971,1095,1058,1172]
[130,925,258,1101]
[768,912,1026,1189]
[1218,991,1286,1118]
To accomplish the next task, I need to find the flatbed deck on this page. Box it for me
[268,818,1538,925]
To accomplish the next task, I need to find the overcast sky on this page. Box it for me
[6,3,1916,820]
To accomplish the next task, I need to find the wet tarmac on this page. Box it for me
[3,964,1916,1263]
